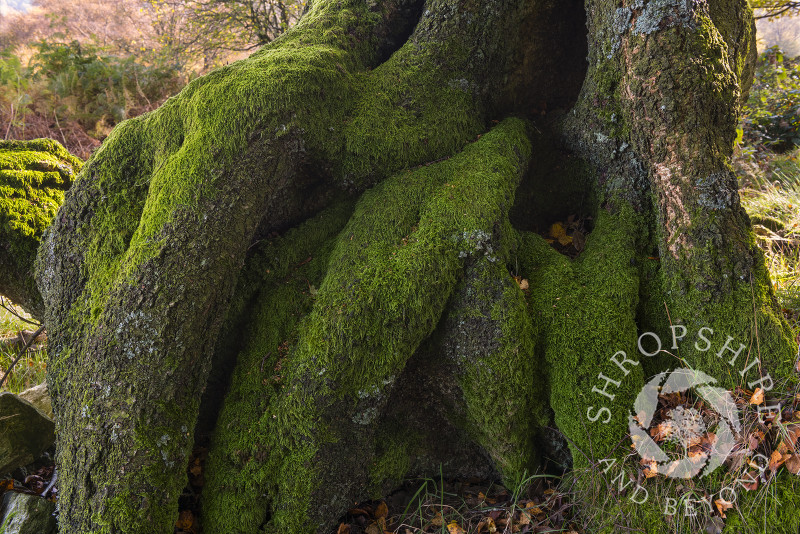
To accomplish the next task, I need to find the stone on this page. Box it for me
[0,393,55,475]
[17,384,52,420]
[0,492,57,534]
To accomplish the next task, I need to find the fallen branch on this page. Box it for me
[0,297,41,327]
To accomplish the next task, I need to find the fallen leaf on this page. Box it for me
[432,511,444,527]
[714,499,734,518]
[365,523,381,534]
[549,222,573,246]
[572,230,585,252]
[739,471,759,491]
[337,523,351,534]
[374,502,388,519]
[175,510,193,530]
[786,454,800,475]
[642,459,658,478]
[769,450,789,472]
[447,521,465,534]
[750,388,765,405]
[748,430,765,451]
[650,422,672,442]
[477,517,497,533]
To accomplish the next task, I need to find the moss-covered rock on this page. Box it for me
[0,139,80,318]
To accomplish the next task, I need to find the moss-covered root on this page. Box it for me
[33,0,434,531]
[201,119,532,533]
[518,203,646,467]
[440,253,549,485]
[0,139,80,318]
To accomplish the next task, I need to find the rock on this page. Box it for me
[0,393,55,476]
[0,492,57,534]
[17,384,52,420]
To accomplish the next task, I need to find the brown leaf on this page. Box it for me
[337,523,351,534]
[175,510,194,530]
[786,455,800,475]
[750,388,765,405]
[477,517,498,533]
[365,523,381,534]
[714,499,734,518]
[572,230,585,252]
[769,450,789,472]
[739,471,759,491]
[447,521,465,534]
[642,459,658,478]
[650,422,672,442]
[432,511,444,527]
[374,502,388,519]
[748,430,765,451]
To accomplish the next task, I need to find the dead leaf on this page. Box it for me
[337,523,351,534]
[374,502,388,519]
[739,471,759,491]
[549,223,573,246]
[750,388,765,405]
[748,430,765,451]
[572,230,585,252]
[642,459,658,478]
[175,510,194,530]
[365,523,381,534]
[650,422,672,442]
[447,521,465,534]
[786,455,800,475]
[432,511,444,527]
[769,450,790,472]
[714,499,734,518]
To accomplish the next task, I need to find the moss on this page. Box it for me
[202,202,354,533]
[442,255,549,488]
[368,430,416,496]
[36,0,514,529]
[518,201,646,465]
[202,118,532,533]
[0,138,80,316]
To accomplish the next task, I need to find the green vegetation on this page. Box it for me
[736,46,800,340]
[0,42,187,158]
[0,300,45,394]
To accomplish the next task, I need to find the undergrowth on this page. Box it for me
[0,298,46,394]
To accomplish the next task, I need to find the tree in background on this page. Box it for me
[147,0,305,65]
[753,0,800,19]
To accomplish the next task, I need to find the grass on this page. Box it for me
[332,470,578,534]
[0,297,46,394]
[737,151,800,338]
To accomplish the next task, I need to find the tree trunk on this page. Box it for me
[13,0,796,532]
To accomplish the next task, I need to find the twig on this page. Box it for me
[0,325,46,390]
[0,297,41,327]
[53,109,67,147]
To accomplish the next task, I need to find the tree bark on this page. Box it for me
[12,0,796,533]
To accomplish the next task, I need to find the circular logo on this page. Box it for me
[629,368,741,479]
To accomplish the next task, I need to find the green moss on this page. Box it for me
[518,201,646,465]
[368,431,416,495]
[202,202,354,533]
[0,138,80,315]
[202,119,532,532]
[444,256,548,488]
